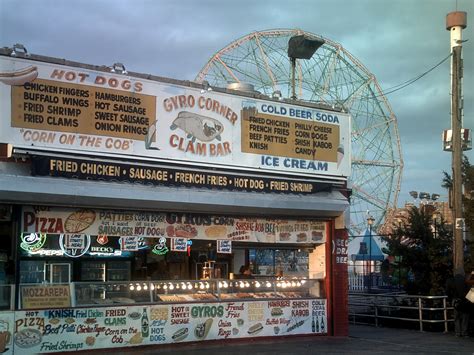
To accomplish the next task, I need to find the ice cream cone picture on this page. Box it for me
[337,144,344,167]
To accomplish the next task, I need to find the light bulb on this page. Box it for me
[163,284,168,290]
[187,284,193,290]
[151,284,155,290]
[136,285,142,291]
[129,284,135,291]
[169,283,174,290]
[143,284,148,290]
[255,282,261,288]
[199,283,205,290]
[266,282,272,288]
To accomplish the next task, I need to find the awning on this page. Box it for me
[0,162,349,217]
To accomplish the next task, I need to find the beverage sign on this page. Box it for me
[217,240,232,254]
[170,238,188,252]
[120,236,139,251]
[0,55,351,179]
[64,234,85,249]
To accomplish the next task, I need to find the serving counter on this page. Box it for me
[4,279,327,354]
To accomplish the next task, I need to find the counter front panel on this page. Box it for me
[4,298,327,354]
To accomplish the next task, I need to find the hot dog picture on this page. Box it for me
[167,224,197,238]
[172,328,189,342]
[0,65,38,86]
[247,323,263,335]
[279,232,291,241]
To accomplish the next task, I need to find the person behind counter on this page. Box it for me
[237,265,254,279]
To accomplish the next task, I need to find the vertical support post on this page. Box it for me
[451,45,464,272]
[443,297,448,333]
[290,57,296,100]
[418,297,423,331]
[446,11,467,273]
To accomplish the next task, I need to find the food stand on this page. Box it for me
[0,47,351,354]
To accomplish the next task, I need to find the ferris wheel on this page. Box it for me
[195,29,403,236]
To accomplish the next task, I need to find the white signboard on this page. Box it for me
[120,236,139,251]
[0,55,351,179]
[64,234,85,249]
[10,299,327,353]
[217,240,232,254]
[170,238,188,252]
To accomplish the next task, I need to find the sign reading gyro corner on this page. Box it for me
[11,79,156,141]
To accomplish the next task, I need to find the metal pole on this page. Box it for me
[446,11,466,273]
[290,57,296,100]
[452,45,464,272]
[369,225,372,293]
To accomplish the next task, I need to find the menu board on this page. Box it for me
[22,207,328,244]
[12,79,156,141]
[241,108,339,162]
[9,299,326,354]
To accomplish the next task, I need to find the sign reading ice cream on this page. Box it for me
[0,55,351,178]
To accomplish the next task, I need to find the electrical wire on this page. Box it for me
[374,53,452,98]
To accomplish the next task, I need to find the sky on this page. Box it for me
[1,0,473,208]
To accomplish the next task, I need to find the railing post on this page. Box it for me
[374,295,378,327]
[418,297,423,331]
[443,297,448,333]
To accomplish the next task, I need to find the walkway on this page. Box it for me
[82,325,474,355]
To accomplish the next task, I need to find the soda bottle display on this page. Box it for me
[311,317,315,332]
[320,316,325,333]
[142,307,149,338]
[316,316,320,333]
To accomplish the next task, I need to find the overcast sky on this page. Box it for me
[1,0,473,208]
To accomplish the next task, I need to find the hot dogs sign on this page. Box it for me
[3,299,326,354]
[0,53,351,178]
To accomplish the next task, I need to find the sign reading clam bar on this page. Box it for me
[22,206,327,244]
[0,55,351,178]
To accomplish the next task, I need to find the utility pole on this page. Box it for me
[446,11,467,273]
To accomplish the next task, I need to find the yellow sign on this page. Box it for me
[11,79,156,141]
[241,107,339,162]
[21,285,71,309]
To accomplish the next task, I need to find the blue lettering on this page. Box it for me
[283,158,328,171]
[261,155,279,166]
[261,105,287,115]
[315,112,339,123]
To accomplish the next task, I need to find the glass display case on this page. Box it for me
[73,278,324,306]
